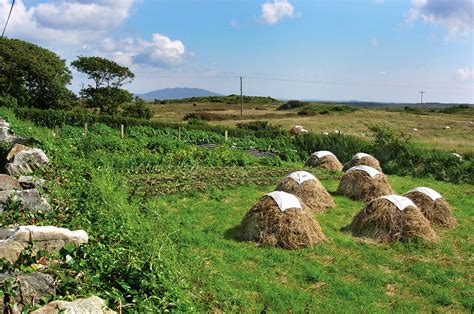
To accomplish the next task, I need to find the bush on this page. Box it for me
[277,100,305,110]
[121,98,153,120]
[298,104,358,116]
[0,95,17,108]
[236,120,268,131]
[183,112,237,121]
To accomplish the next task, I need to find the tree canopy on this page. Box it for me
[71,56,135,89]
[0,37,74,108]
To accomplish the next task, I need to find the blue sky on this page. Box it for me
[1,0,473,102]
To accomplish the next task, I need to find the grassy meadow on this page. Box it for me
[151,100,474,155]
[0,104,472,312]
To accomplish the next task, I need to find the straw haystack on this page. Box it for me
[305,151,343,171]
[343,153,382,172]
[404,187,457,228]
[275,171,335,213]
[349,195,437,242]
[336,165,392,202]
[238,191,326,249]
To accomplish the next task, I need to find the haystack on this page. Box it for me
[305,151,343,171]
[349,195,437,242]
[404,187,457,228]
[238,191,326,249]
[336,165,392,202]
[343,153,382,172]
[275,171,335,213]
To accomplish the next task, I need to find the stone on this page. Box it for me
[0,189,51,212]
[6,144,29,161]
[31,296,116,314]
[18,176,47,189]
[6,147,49,176]
[0,272,55,313]
[0,174,22,191]
[0,226,88,263]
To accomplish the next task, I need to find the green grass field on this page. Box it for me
[131,171,474,312]
[151,100,474,155]
[1,106,472,312]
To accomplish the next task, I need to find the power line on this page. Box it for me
[1,0,15,38]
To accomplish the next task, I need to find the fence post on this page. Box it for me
[54,125,59,138]
[84,122,88,136]
[178,127,181,141]
[225,130,228,142]
[120,124,125,139]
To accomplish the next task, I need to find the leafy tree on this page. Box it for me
[0,37,74,108]
[71,56,135,89]
[121,97,154,119]
[72,56,135,114]
[82,87,133,115]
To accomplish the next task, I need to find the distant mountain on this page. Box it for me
[137,87,221,101]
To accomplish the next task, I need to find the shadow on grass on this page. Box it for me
[223,225,243,242]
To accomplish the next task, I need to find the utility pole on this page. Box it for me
[419,91,425,104]
[240,76,243,117]
[1,0,15,38]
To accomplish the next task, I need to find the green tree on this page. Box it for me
[0,38,74,108]
[121,97,154,119]
[72,56,135,114]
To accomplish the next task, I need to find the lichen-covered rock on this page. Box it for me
[0,174,22,191]
[0,189,51,212]
[18,176,47,189]
[0,226,88,263]
[0,272,55,312]
[6,147,49,177]
[31,296,116,314]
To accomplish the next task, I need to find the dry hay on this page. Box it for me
[238,195,326,249]
[336,167,393,202]
[343,153,382,172]
[404,188,457,228]
[275,175,335,213]
[305,153,343,171]
[348,196,438,242]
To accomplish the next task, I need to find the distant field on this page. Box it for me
[151,101,474,155]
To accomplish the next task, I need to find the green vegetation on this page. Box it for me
[298,104,359,116]
[0,106,472,312]
[156,94,280,105]
[277,100,306,110]
[0,37,74,108]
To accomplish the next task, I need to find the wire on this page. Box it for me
[1,0,15,38]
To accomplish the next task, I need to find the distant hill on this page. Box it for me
[137,87,221,101]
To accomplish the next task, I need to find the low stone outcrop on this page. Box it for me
[31,296,116,314]
[0,174,22,191]
[6,146,50,177]
[18,176,47,189]
[0,226,88,263]
[0,272,55,312]
[0,189,51,212]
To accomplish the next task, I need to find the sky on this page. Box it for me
[1,0,473,103]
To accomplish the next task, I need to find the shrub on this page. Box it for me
[277,100,305,110]
[121,98,154,120]
[0,95,17,108]
[183,112,237,121]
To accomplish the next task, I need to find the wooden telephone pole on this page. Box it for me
[240,76,243,117]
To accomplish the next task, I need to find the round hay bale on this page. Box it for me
[238,192,326,249]
[343,153,382,172]
[275,171,335,213]
[349,195,438,242]
[404,187,457,228]
[305,151,343,171]
[336,165,393,202]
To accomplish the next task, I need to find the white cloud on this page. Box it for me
[105,34,186,68]
[405,0,473,36]
[455,68,474,80]
[260,0,297,25]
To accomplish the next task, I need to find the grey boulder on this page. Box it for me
[31,296,116,314]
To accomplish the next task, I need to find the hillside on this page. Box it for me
[137,87,221,101]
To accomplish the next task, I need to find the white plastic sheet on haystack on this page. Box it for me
[381,195,416,211]
[353,152,372,160]
[266,191,302,212]
[288,171,316,184]
[312,150,336,159]
[346,165,381,178]
[408,187,442,201]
